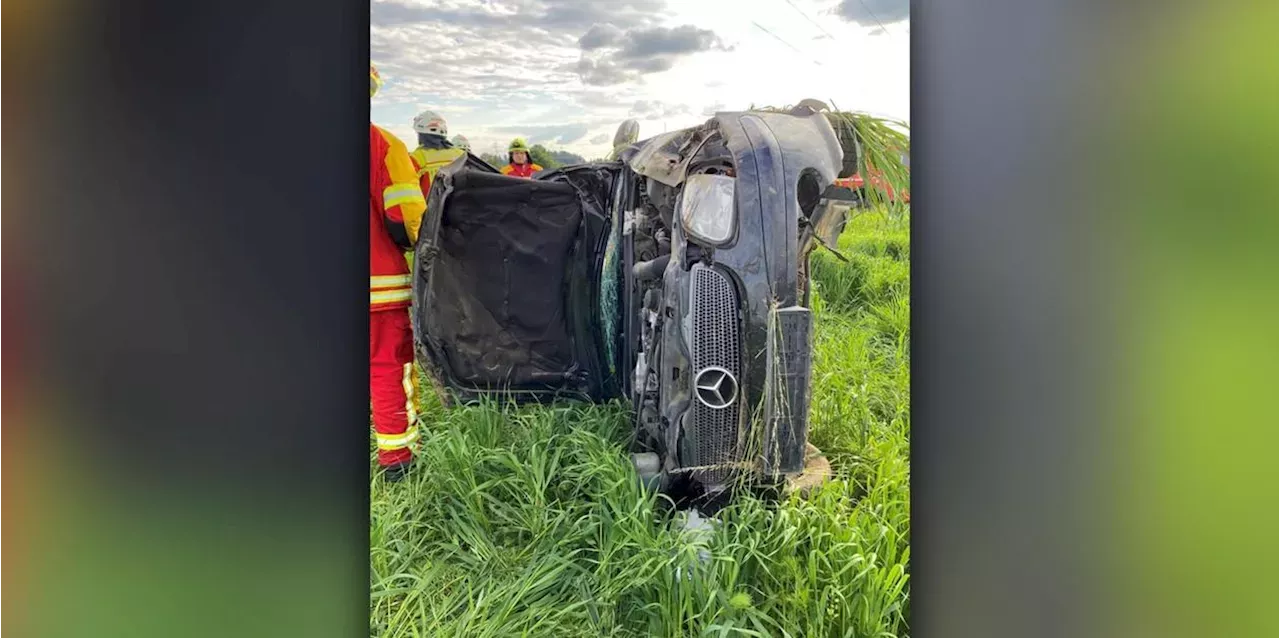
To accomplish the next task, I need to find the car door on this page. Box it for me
[410,155,620,404]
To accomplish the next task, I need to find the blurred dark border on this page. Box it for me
[11,0,373,493]
[912,0,1095,634]
[4,1,370,636]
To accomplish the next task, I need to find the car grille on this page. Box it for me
[687,264,742,484]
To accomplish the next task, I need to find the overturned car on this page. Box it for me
[411,106,855,495]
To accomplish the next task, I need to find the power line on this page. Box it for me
[854,0,892,34]
[750,21,824,67]
[779,0,838,40]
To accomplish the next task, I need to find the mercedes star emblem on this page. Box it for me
[694,366,739,409]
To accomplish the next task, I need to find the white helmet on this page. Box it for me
[450,134,471,152]
[413,110,448,136]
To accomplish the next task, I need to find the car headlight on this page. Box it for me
[679,174,736,246]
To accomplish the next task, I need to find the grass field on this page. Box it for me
[371,208,911,637]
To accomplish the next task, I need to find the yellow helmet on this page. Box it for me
[508,137,531,153]
[370,64,383,97]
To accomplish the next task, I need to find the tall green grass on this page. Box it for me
[372,210,911,637]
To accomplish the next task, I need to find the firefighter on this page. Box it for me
[409,110,464,194]
[450,134,471,154]
[370,64,427,481]
[500,138,542,178]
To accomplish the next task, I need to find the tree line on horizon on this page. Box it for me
[478,143,589,170]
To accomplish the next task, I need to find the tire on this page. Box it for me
[825,113,863,179]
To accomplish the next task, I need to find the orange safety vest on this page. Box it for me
[500,162,542,178]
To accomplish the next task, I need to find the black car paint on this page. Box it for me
[692,112,842,474]
[410,156,615,403]
[412,108,845,482]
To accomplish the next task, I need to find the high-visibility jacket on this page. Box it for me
[500,162,542,178]
[410,146,465,193]
[370,124,427,312]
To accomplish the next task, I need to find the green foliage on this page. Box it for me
[528,144,560,169]
[372,209,912,637]
[825,109,911,216]
[481,146,584,170]
[810,213,910,315]
[478,152,506,169]
[808,211,911,466]
[548,149,587,166]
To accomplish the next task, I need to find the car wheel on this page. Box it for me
[825,114,862,179]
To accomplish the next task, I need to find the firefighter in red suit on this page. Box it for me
[500,137,543,178]
[370,64,428,481]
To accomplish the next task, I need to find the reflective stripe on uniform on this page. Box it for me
[417,159,454,176]
[401,363,417,429]
[383,182,425,209]
[371,274,411,289]
[370,288,412,305]
[412,147,464,179]
[375,425,419,450]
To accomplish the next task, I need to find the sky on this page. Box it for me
[371,0,909,159]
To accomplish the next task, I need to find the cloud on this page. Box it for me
[576,89,644,109]
[537,0,666,31]
[374,0,664,35]
[370,0,904,158]
[615,25,727,59]
[835,0,909,26]
[701,102,726,116]
[630,100,691,120]
[374,0,727,120]
[579,23,623,50]
[621,56,676,73]
[568,58,634,86]
[372,1,649,155]
[665,104,692,117]
[372,5,552,50]
[868,26,888,36]
[372,23,581,103]
[491,122,593,145]
[629,100,659,116]
[570,23,730,85]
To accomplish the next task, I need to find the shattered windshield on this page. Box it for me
[598,177,625,377]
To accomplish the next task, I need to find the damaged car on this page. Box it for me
[410,105,857,496]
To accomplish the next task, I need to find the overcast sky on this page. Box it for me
[372,0,908,159]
